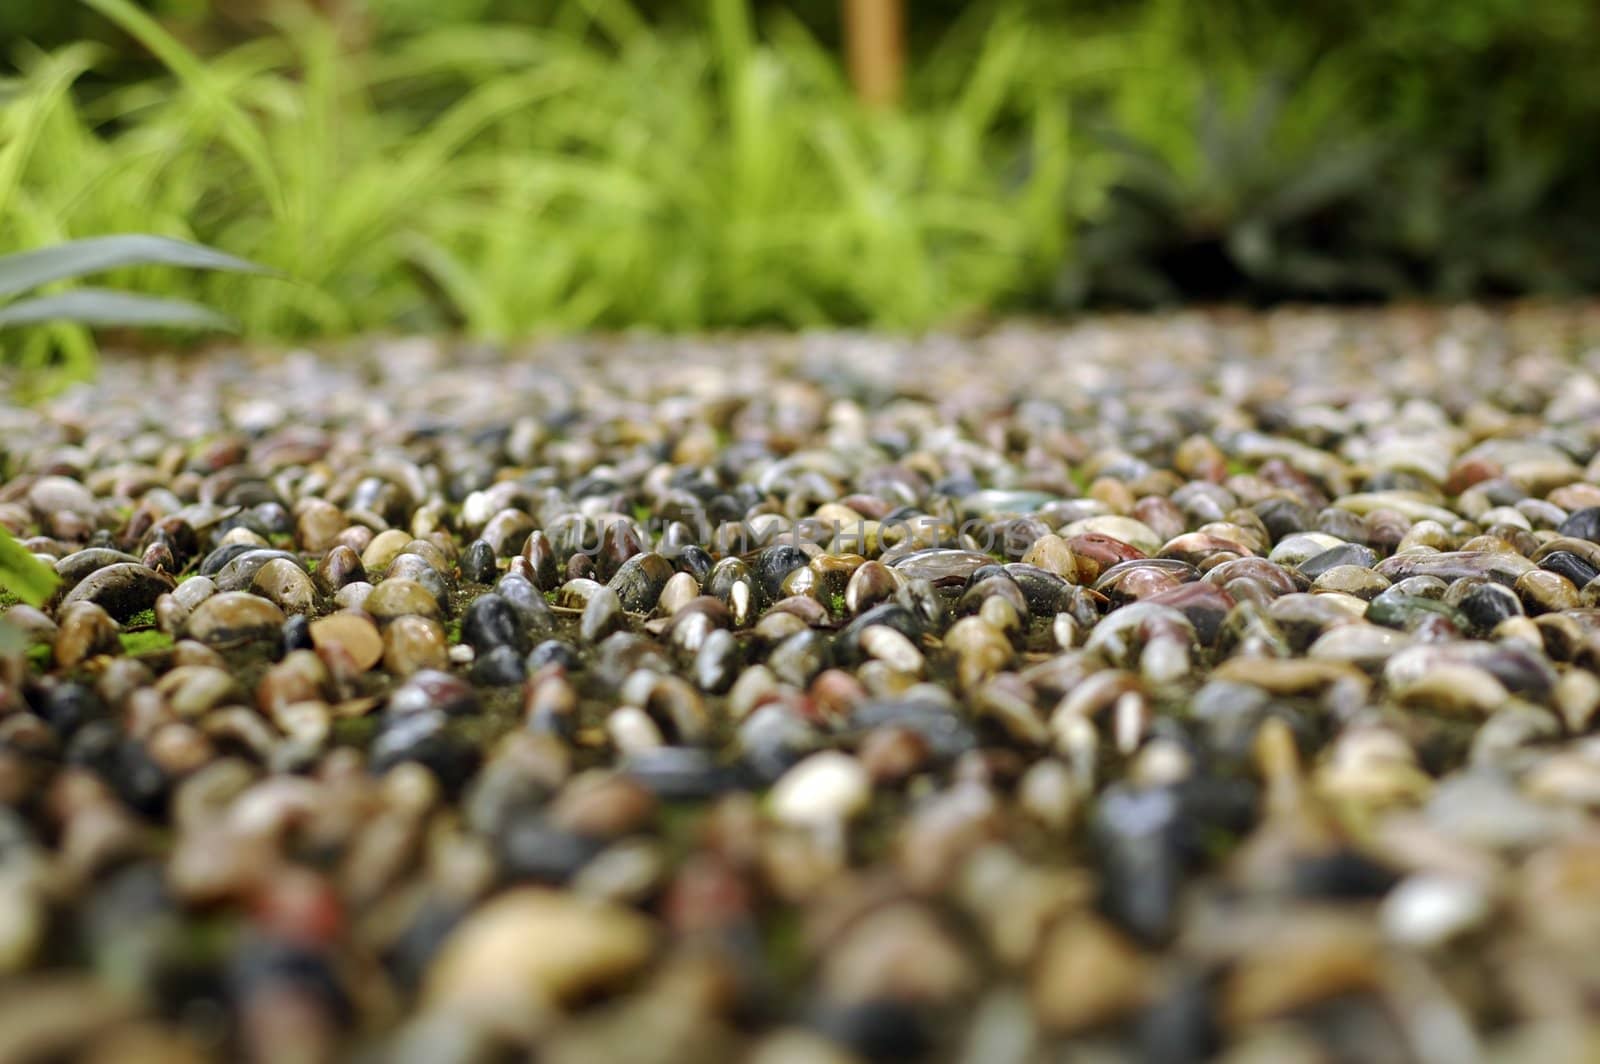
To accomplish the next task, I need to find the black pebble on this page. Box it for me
[811,1000,931,1063]
[30,680,106,738]
[672,544,714,581]
[1137,970,1220,1064]
[1253,498,1316,543]
[495,573,554,633]
[460,593,529,655]
[754,544,810,600]
[1093,784,1185,945]
[1539,550,1599,588]
[1456,582,1523,634]
[1557,506,1600,543]
[847,698,977,765]
[470,645,526,686]
[459,539,497,584]
[1289,849,1399,899]
[281,614,314,653]
[369,711,480,795]
[1297,543,1378,579]
[197,542,256,577]
[623,747,733,800]
[527,639,581,672]
[497,820,606,884]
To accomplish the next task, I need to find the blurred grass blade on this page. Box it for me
[0,235,269,300]
[0,288,236,330]
[0,44,100,217]
[0,527,59,606]
[83,0,287,217]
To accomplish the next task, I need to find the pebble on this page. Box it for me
[53,602,121,667]
[459,593,529,655]
[308,612,383,672]
[250,557,317,613]
[184,592,286,649]
[1031,914,1150,1032]
[1380,873,1492,948]
[383,615,451,675]
[768,752,871,828]
[423,887,656,1040]
[365,578,445,623]
[59,562,175,620]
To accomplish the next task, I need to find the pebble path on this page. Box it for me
[3,305,1600,1062]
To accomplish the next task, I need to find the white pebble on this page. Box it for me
[1381,874,1490,949]
[770,751,870,828]
[860,625,924,674]
[607,707,664,756]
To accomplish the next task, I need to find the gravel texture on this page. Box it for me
[3,305,1600,1062]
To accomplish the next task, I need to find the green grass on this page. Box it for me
[0,0,1091,361]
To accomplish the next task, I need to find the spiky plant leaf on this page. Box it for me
[0,235,268,301]
[0,288,236,330]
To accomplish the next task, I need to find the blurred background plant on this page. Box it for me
[1,0,1597,367]
[0,233,266,380]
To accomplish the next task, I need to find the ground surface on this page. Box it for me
[3,305,1600,1062]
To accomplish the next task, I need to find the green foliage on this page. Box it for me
[1,1,1089,340]
[1061,0,1600,305]
[0,525,57,606]
[2,0,1597,339]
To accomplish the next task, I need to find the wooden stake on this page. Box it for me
[844,0,905,109]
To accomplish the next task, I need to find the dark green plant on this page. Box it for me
[0,234,268,377]
[1057,0,1600,306]
[1059,77,1402,305]
[7,0,1600,326]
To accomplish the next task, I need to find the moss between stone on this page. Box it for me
[119,629,174,655]
[332,715,378,746]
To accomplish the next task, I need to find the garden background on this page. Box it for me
[1,0,1598,364]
